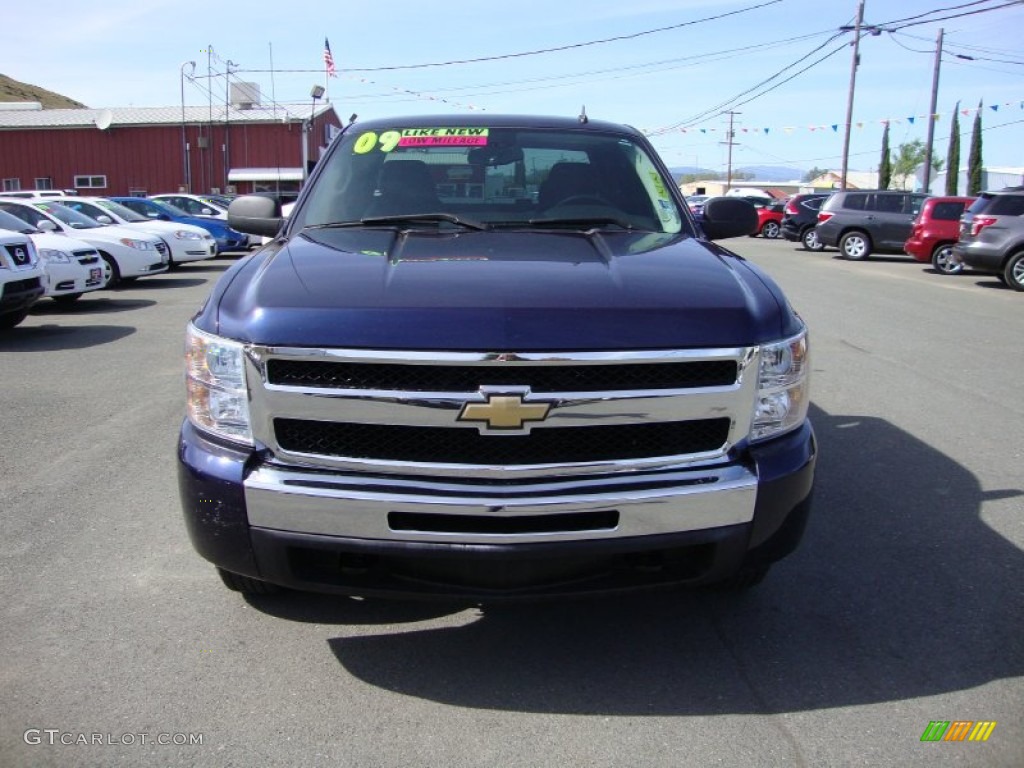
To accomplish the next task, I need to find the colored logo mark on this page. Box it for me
[920,721,997,742]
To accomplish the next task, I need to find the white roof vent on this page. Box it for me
[230,82,261,110]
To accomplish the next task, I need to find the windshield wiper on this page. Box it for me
[359,213,488,230]
[524,216,635,231]
[306,213,489,231]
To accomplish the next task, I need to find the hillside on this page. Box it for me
[0,74,86,109]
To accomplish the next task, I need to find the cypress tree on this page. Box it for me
[878,122,892,190]
[967,100,983,195]
[945,102,960,196]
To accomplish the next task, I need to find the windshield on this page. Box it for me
[0,209,36,234]
[95,199,150,222]
[294,124,686,234]
[33,202,103,229]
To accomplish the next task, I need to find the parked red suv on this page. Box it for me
[904,196,975,274]
[752,198,786,239]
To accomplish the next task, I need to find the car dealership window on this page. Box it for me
[2,178,21,192]
[34,177,53,191]
[74,175,108,189]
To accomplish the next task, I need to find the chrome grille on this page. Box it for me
[73,249,99,264]
[266,358,738,392]
[246,346,758,478]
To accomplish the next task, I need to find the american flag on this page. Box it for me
[323,37,337,78]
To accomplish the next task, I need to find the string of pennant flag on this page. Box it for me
[330,71,487,112]
[644,100,1022,137]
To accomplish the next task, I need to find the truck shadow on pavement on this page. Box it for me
[28,298,155,316]
[0,324,135,351]
[293,403,1023,714]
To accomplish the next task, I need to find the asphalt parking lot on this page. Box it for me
[1,239,1021,767]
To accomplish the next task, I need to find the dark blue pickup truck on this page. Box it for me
[178,114,816,599]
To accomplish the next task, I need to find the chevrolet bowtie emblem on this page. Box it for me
[458,393,552,431]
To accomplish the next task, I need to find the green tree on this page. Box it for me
[968,100,984,195]
[945,101,961,196]
[802,166,828,183]
[878,122,892,190]
[891,140,944,190]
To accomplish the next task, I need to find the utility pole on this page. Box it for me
[922,28,944,193]
[840,0,866,190]
[223,59,237,192]
[722,111,740,192]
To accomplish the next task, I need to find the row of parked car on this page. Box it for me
[690,186,1024,292]
[784,187,1024,290]
[0,192,257,328]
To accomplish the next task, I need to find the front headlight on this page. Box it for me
[185,324,252,445]
[173,230,203,240]
[750,329,810,442]
[38,248,71,263]
[119,238,155,250]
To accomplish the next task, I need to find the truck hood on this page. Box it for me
[211,228,792,350]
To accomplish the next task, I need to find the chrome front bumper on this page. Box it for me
[244,460,758,544]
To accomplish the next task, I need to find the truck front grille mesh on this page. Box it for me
[274,417,731,465]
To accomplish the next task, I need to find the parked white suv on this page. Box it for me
[0,208,106,304]
[52,197,217,267]
[0,198,168,287]
[0,229,45,327]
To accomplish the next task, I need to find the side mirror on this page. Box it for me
[95,215,113,224]
[699,197,759,240]
[228,195,283,238]
[200,207,215,216]
[37,219,57,232]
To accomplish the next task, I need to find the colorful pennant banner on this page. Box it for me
[644,100,1022,138]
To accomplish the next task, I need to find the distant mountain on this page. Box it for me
[670,165,807,183]
[669,166,714,177]
[0,74,86,108]
[736,165,805,182]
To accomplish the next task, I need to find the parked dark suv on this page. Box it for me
[780,193,830,251]
[953,187,1024,291]
[816,190,929,260]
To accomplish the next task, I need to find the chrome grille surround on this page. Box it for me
[244,345,759,481]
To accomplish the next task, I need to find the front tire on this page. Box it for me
[217,568,282,595]
[840,231,871,260]
[931,244,962,275]
[761,220,781,239]
[1003,251,1024,291]
[100,253,120,288]
[801,227,824,251]
[710,561,771,591]
[0,309,30,329]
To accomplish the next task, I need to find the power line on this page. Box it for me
[331,0,783,72]
[648,32,849,135]
[875,0,1013,27]
[362,30,835,99]
[886,0,1024,30]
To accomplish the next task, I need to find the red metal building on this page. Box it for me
[0,100,341,198]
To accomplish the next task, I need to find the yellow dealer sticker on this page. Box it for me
[354,128,489,153]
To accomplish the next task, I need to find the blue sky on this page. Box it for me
[5,0,1022,176]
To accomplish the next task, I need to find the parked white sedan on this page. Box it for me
[0,199,168,287]
[0,208,105,303]
[53,197,216,267]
